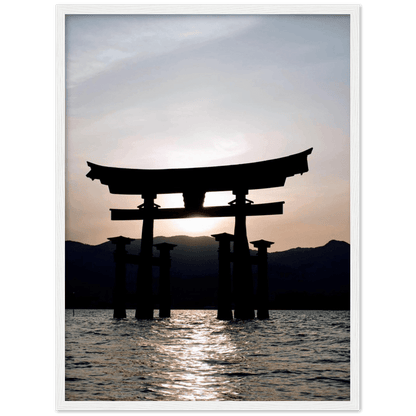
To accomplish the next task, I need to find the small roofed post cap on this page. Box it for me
[211,232,234,241]
[154,242,177,250]
[108,236,135,246]
[250,239,274,249]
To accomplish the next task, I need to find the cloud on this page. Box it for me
[180,31,202,37]
[66,15,260,89]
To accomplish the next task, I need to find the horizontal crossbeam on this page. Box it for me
[110,202,284,221]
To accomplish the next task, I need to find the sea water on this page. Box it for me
[65,309,350,401]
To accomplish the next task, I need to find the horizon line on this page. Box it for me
[65,236,350,252]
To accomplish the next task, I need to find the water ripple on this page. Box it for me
[65,309,350,401]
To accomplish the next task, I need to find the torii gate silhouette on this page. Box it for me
[87,147,313,320]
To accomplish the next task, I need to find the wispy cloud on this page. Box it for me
[180,31,202,37]
[66,15,260,89]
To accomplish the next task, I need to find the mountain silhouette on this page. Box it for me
[65,236,350,310]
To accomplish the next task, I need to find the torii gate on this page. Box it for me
[86,147,313,320]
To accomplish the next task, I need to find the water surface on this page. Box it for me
[65,309,350,401]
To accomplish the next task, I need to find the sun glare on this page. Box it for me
[173,217,221,234]
[156,192,233,235]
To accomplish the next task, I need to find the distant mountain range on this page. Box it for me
[65,236,350,310]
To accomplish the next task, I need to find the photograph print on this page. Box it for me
[59,5,359,409]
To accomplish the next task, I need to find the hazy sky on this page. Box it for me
[65,14,350,251]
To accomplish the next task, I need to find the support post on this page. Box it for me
[108,236,135,319]
[135,194,157,319]
[231,189,255,319]
[251,239,274,320]
[212,233,234,320]
[154,243,176,318]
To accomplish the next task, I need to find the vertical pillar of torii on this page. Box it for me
[108,236,135,319]
[212,233,234,320]
[251,239,274,320]
[231,189,255,319]
[154,242,176,318]
[135,193,157,319]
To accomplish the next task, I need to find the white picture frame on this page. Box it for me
[56,4,360,410]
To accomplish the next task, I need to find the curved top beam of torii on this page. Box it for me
[86,147,313,199]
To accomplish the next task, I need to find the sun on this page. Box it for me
[173,217,221,235]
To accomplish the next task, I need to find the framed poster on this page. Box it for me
[56,4,359,410]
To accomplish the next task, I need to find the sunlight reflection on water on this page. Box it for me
[155,319,237,400]
[65,310,350,401]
